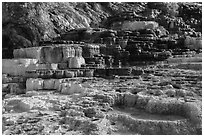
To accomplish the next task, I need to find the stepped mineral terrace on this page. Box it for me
[2,4,202,135]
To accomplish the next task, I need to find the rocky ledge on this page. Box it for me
[2,64,202,135]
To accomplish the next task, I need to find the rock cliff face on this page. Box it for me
[2,2,202,58]
[2,2,147,58]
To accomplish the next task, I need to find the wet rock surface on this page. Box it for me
[2,2,202,135]
[2,64,202,135]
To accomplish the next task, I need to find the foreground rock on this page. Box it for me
[2,65,202,135]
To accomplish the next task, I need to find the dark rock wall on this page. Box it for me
[2,2,202,58]
[2,2,114,58]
